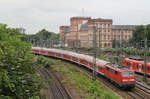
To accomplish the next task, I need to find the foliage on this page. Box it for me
[98,56,109,61]
[0,24,45,99]
[111,56,120,64]
[129,24,150,47]
[37,56,56,68]
[77,47,93,51]
[27,29,59,46]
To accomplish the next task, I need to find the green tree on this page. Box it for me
[112,39,120,48]
[129,24,150,48]
[0,24,44,99]
[129,25,145,47]
[27,29,59,46]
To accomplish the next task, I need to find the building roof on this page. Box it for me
[112,25,137,30]
[88,18,113,23]
[80,22,88,31]
[71,17,91,21]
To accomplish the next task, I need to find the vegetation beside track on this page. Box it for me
[0,24,46,99]
[45,58,119,99]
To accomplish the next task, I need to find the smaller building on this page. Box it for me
[112,25,136,42]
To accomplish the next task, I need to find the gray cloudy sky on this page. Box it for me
[0,0,150,34]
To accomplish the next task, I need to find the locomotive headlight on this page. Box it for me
[122,79,128,82]
[129,79,135,81]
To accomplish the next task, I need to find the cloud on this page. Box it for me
[0,0,150,34]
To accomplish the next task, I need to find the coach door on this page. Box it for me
[139,64,142,72]
[130,62,133,70]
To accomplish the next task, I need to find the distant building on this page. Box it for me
[60,17,137,48]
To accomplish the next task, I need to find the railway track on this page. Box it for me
[127,91,145,99]
[136,80,150,94]
[130,79,150,99]
[40,68,72,99]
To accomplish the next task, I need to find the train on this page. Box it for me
[32,47,136,89]
[124,57,150,75]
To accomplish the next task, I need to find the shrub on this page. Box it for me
[37,56,56,68]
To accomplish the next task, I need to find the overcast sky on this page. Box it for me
[0,0,150,34]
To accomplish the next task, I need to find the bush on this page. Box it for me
[78,47,93,51]
[111,56,120,64]
[37,56,56,68]
[0,24,45,99]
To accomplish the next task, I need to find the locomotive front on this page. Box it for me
[120,70,136,89]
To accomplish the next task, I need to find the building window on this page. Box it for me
[104,29,106,33]
[114,35,116,39]
[100,24,102,28]
[121,36,123,40]
[100,34,102,40]
[121,31,124,40]
[96,24,98,28]
[104,35,106,40]
[108,43,110,47]
[125,30,127,35]
[104,24,106,28]
[104,43,107,47]
[125,35,127,40]
[118,35,120,40]
[108,24,110,28]
[108,29,110,33]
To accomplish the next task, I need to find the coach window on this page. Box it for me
[115,71,118,75]
[98,67,104,71]
[126,62,128,66]
[109,68,111,72]
[127,62,130,66]
[106,67,110,71]
[137,64,139,69]
[72,57,77,60]
[113,69,115,74]
[64,55,67,57]
[131,62,134,67]
[130,62,134,68]
[142,65,144,70]
[147,67,150,71]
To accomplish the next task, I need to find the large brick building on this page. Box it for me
[60,17,136,48]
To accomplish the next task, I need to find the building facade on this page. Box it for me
[60,17,136,48]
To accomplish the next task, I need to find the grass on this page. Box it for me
[48,58,119,99]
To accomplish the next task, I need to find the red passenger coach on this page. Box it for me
[124,57,150,76]
[32,47,136,89]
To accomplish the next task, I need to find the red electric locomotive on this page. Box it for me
[124,57,150,75]
[32,47,136,89]
[105,63,135,88]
